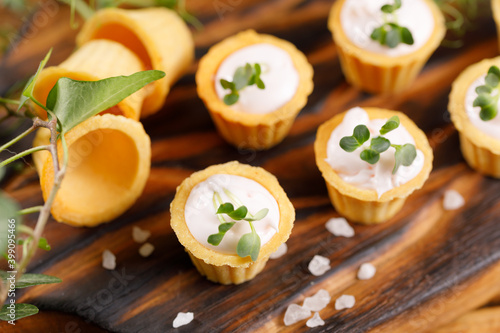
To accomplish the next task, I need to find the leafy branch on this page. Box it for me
[207,189,269,261]
[339,116,417,174]
[220,63,265,106]
[473,65,500,121]
[0,50,165,322]
[370,0,414,48]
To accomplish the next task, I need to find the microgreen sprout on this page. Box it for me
[339,116,417,174]
[220,63,265,105]
[370,0,414,49]
[473,65,500,121]
[207,188,269,261]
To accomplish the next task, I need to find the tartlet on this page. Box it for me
[314,107,433,224]
[449,57,500,178]
[170,161,295,284]
[327,0,445,94]
[77,7,194,117]
[196,30,313,150]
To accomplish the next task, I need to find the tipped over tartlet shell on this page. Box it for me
[33,114,151,227]
[449,57,500,178]
[327,0,445,94]
[170,161,295,284]
[77,7,194,117]
[314,107,433,224]
[196,30,314,150]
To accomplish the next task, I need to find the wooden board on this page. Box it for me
[1,1,500,332]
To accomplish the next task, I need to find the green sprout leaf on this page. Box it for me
[0,271,61,289]
[236,231,261,261]
[360,149,380,164]
[476,85,492,95]
[244,208,269,222]
[393,143,417,174]
[220,63,266,105]
[386,28,401,48]
[485,72,500,87]
[46,70,165,133]
[473,65,500,121]
[339,125,370,152]
[0,193,19,255]
[371,136,391,153]
[216,202,234,215]
[371,1,413,49]
[18,49,52,112]
[380,116,400,134]
[0,303,39,321]
[17,237,51,251]
[228,205,248,220]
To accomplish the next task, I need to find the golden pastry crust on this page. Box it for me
[314,107,433,223]
[77,7,194,117]
[449,57,500,177]
[328,0,445,94]
[170,161,295,283]
[196,30,314,150]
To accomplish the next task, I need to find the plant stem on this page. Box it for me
[0,125,36,153]
[19,206,43,216]
[0,145,49,168]
[0,98,20,105]
[58,0,95,20]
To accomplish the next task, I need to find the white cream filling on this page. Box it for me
[465,74,500,140]
[214,43,299,114]
[325,107,424,197]
[340,0,435,57]
[184,174,280,254]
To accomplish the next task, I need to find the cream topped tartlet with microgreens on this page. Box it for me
[170,161,295,284]
[328,0,445,93]
[196,30,313,150]
[449,57,500,178]
[315,107,433,224]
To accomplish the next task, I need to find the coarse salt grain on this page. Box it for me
[325,217,355,238]
[335,295,355,310]
[357,263,376,280]
[308,255,331,276]
[270,243,288,259]
[306,312,325,328]
[132,226,151,243]
[303,289,331,312]
[173,312,194,328]
[443,190,465,211]
[139,243,155,257]
[102,250,116,270]
[283,304,311,326]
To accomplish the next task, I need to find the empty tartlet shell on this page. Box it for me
[33,114,151,227]
[449,57,500,178]
[77,7,194,117]
[196,30,314,150]
[170,161,295,284]
[33,40,146,120]
[327,0,445,94]
[314,108,433,224]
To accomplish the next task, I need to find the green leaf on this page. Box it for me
[207,233,224,246]
[476,85,492,95]
[216,203,234,215]
[37,237,51,251]
[233,64,253,90]
[385,28,401,48]
[219,222,236,233]
[485,72,500,88]
[393,144,417,174]
[245,208,269,222]
[18,49,52,112]
[0,271,61,289]
[0,193,20,255]
[488,65,500,78]
[220,79,235,91]
[256,78,265,89]
[371,27,385,44]
[339,136,360,152]
[0,303,39,321]
[228,205,248,220]
[360,149,380,164]
[255,63,261,76]
[400,27,414,45]
[473,94,493,108]
[223,93,239,105]
[353,124,370,144]
[394,0,402,10]
[380,116,400,134]
[236,231,261,261]
[381,4,394,13]
[46,70,165,133]
[371,136,391,153]
[479,104,498,121]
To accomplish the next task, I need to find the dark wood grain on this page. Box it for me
[1,0,500,332]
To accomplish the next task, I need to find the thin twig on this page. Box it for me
[0,125,36,153]
[0,145,49,168]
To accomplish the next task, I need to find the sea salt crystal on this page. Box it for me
[139,243,155,257]
[306,312,325,328]
[303,289,331,312]
[308,255,331,276]
[173,312,194,328]
[443,190,465,211]
[283,304,312,326]
[102,250,116,270]
[335,295,355,310]
[132,226,151,243]
[325,217,355,238]
[270,243,288,259]
[357,263,376,280]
